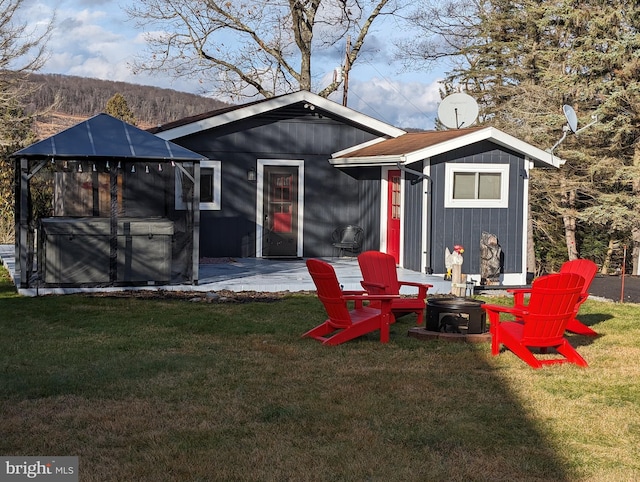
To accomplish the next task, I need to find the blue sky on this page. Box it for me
[24,0,445,129]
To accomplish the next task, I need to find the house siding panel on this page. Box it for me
[173,110,382,258]
[430,141,524,277]
[403,164,424,272]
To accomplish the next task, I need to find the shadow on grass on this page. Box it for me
[0,275,581,480]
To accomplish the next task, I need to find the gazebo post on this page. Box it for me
[192,161,200,285]
[109,165,118,283]
[17,157,29,288]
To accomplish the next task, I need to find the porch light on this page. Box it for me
[247,168,257,182]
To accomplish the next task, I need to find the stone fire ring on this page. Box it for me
[408,327,491,343]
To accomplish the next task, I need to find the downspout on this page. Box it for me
[396,162,431,185]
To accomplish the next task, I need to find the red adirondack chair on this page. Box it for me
[303,258,399,345]
[509,259,598,336]
[483,272,588,369]
[357,250,433,325]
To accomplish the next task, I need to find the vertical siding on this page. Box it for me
[403,164,424,271]
[174,107,383,258]
[430,141,525,275]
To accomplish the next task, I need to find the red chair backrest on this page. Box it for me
[522,273,585,343]
[358,251,400,295]
[306,259,352,328]
[560,259,597,298]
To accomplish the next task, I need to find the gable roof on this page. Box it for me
[331,126,564,168]
[150,90,406,140]
[12,113,206,162]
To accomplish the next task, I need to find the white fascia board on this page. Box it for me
[330,155,404,167]
[332,137,392,159]
[487,128,565,168]
[155,91,405,140]
[398,127,564,168]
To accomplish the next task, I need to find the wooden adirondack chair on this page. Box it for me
[483,272,588,369]
[303,258,399,345]
[357,250,432,325]
[509,259,598,336]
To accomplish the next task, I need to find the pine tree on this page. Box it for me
[106,93,137,125]
[403,0,640,273]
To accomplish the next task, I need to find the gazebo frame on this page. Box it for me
[11,113,206,290]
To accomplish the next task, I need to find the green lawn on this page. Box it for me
[1,266,639,481]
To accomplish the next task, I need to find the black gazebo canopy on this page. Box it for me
[11,113,206,290]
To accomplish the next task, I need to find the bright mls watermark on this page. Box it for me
[0,457,78,482]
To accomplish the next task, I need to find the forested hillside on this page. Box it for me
[24,73,231,132]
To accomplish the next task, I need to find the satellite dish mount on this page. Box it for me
[548,105,598,156]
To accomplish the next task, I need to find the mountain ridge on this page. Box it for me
[25,73,232,137]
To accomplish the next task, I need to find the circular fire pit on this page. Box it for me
[408,297,490,343]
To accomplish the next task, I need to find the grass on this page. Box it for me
[1,266,640,481]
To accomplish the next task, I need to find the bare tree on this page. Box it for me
[0,0,53,147]
[126,0,405,99]
[0,0,53,243]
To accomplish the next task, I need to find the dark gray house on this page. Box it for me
[152,91,562,286]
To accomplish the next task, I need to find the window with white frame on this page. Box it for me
[175,160,221,210]
[444,163,509,208]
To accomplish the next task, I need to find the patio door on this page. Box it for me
[262,165,299,258]
[386,169,401,264]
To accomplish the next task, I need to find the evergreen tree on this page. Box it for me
[106,93,137,125]
[402,0,640,274]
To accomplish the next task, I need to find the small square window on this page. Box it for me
[175,160,221,210]
[445,164,509,208]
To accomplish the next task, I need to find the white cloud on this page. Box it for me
[344,77,444,130]
[24,0,446,128]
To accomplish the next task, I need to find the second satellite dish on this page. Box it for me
[438,93,479,129]
[563,104,578,133]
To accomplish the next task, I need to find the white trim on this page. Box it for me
[155,91,405,141]
[331,127,564,168]
[175,160,221,211]
[421,161,431,273]
[256,159,304,258]
[199,160,221,211]
[521,157,532,284]
[380,167,404,266]
[444,163,509,208]
[380,167,391,253]
[399,172,405,266]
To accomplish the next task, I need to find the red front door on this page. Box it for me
[386,170,401,264]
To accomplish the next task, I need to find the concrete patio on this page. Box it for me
[0,245,452,296]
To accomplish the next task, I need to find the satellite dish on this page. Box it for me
[563,105,578,133]
[438,93,479,129]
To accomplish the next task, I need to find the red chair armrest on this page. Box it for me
[360,281,388,294]
[342,290,368,308]
[343,294,400,302]
[398,281,433,297]
[482,303,527,324]
[342,290,368,296]
[343,293,399,312]
[507,288,531,307]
